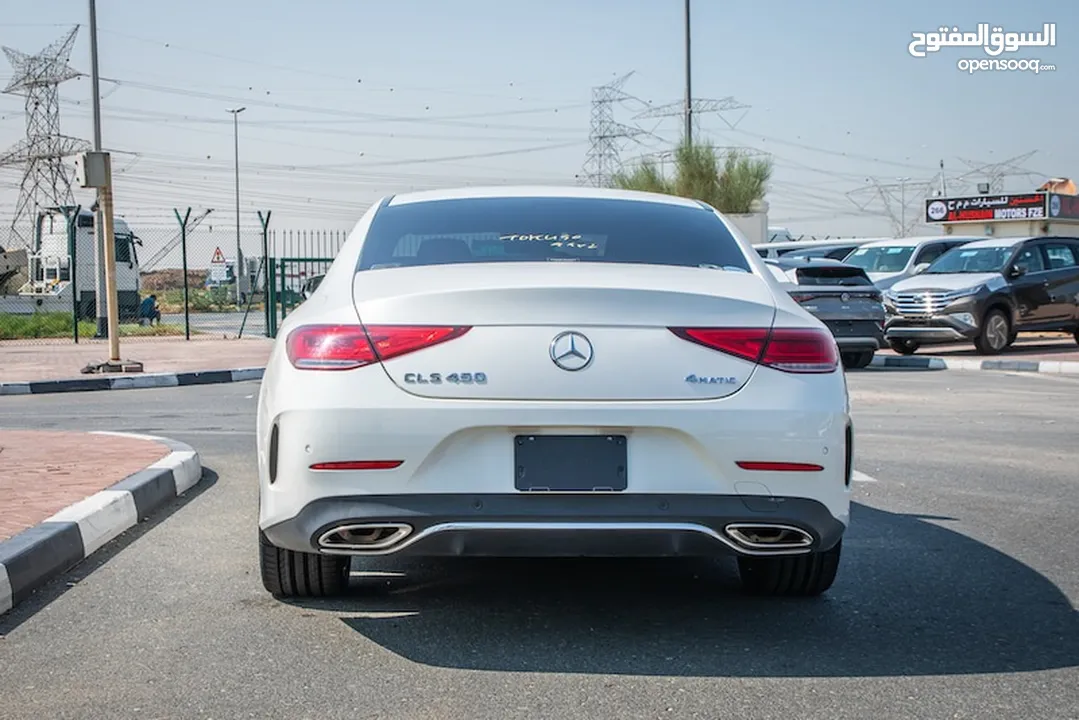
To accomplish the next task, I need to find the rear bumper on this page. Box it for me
[823,319,885,351]
[261,493,847,558]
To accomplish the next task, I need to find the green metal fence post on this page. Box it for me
[258,210,272,337]
[64,205,82,343]
[174,207,192,340]
[279,257,288,322]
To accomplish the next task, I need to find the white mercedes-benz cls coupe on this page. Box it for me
[256,186,853,599]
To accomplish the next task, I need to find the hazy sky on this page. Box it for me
[0,0,1074,243]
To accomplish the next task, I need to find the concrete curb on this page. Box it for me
[0,432,203,617]
[0,367,265,396]
[870,354,1079,374]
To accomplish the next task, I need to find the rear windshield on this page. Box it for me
[794,266,872,286]
[356,197,751,271]
[782,246,856,260]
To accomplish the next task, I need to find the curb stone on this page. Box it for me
[0,367,265,396]
[0,432,203,617]
[869,355,1079,374]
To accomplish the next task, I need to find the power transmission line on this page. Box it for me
[953,151,1041,194]
[580,71,650,188]
[846,176,936,237]
[0,26,90,249]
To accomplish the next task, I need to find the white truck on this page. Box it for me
[0,208,142,320]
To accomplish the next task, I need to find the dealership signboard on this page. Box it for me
[924,193,1048,223]
[1046,193,1079,220]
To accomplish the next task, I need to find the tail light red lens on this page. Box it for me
[762,328,839,373]
[669,327,838,374]
[670,328,769,364]
[365,325,471,361]
[286,325,377,370]
[286,324,470,371]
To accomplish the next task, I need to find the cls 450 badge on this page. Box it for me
[404,372,488,385]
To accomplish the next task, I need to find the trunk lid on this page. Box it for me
[352,263,777,401]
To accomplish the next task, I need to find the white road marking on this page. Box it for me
[852,470,878,483]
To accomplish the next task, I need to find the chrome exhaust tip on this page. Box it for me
[724,523,814,551]
[317,523,413,553]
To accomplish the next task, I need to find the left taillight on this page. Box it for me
[285,324,471,371]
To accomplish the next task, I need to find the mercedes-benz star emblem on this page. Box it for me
[549,331,594,371]
[840,292,851,302]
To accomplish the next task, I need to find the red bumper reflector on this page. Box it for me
[309,460,403,471]
[736,461,824,472]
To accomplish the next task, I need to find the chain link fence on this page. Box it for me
[1,207,856,345]
[0,207,348,345]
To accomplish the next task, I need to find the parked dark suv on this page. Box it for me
[882,235,1079,355]
[765,257,886,368]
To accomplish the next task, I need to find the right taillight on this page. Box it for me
[669,327,838,374]
[285,324,470,371]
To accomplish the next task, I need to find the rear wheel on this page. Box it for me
[888,338,919,355]
[259,530,350,598]
[974,309,1010,355]
[737,541,842,597]
[841,351,874,370]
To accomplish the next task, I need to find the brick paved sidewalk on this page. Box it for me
[0,430,170,542]
[0,337,272,384]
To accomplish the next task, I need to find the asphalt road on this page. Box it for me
[1,369,1077,719]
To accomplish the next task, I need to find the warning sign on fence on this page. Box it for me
[211,247,227,264]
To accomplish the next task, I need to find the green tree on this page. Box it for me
[612,139,773,214]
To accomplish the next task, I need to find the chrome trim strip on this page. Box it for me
[885,327,967,340]
[316,521,815,557]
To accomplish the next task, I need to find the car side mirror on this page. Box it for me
[1007,264,1026,278]
[912,263,930,275]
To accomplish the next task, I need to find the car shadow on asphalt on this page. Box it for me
[290,502,1079,678]
[0,469,220,636]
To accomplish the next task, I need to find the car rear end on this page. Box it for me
[782,263,886,355]
[256,191,852,596]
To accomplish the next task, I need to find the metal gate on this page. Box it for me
[265,256,335,338]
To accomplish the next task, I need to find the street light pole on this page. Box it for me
[88,0,107,336]
[227,107,246,306]
[683,0,692,145]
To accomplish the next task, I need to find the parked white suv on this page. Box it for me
[842,236,980,290]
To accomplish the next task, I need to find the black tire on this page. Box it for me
[974,308,1010,355]
[1073,328,1079,346]
[844,351,874,369]
[888,339,919,355]
[259,530,350,598]
[737,540,842,597]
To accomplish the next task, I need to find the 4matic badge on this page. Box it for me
[684,374,738,385]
